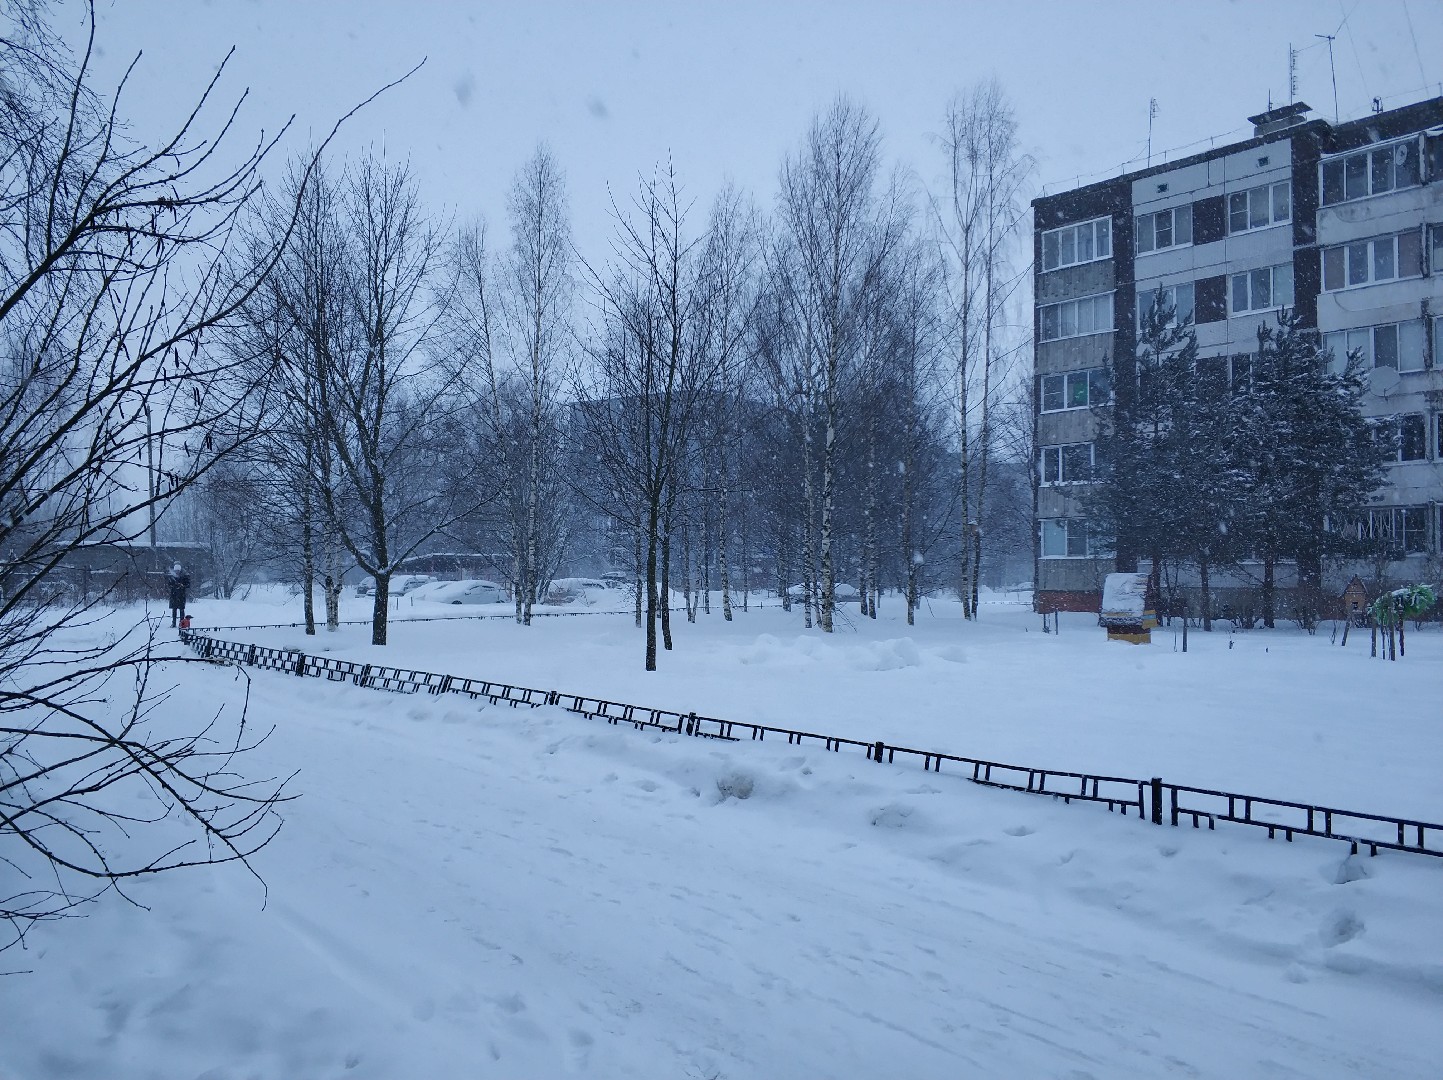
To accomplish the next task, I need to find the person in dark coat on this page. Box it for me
[167,562,190,627]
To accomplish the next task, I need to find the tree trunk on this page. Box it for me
[800,422,816,629]
[1262,553,1276,629]
[958,357,973,620]
[645,526,658,671]
[301,500,316,637]
[633,519,644,629]
[324,540,341,632]
[719,443,733,621]
[819,407,836,633]
[513,545,524,625]
[1199,556,1212,632]
[661,519,674,651]
[862,408,878,620]
[371,571,390,647]
[682,522,696,623]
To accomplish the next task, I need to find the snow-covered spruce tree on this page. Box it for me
[1085,296,1245,624]
[1231,313,1386,628]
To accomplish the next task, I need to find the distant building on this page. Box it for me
[1032,96,1443,613]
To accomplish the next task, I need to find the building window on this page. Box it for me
[1136,282,1194,331]
[1136,205,1192,254]
[1429,223,1443,274]
[1229,264,1294,315]
[1227,181,1290,233]
[1039,442,1096,485]
[1355,507,1430,556]
[1325,322,1425,374]
[1040,368,1110,412]
[1040,518,1092,558]
[1375,414,1428,462]
[1400,414,1427,461]
[1041,217,1112,272]
[1320,139,1421,205]
[1322,232,1423,290]
[1039,292,1114,342]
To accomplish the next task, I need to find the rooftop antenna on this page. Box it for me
[1147,98,1158,167]
[1288,44,1298,103]
[1315,33,1339,122]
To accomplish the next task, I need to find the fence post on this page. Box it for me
[874,740,885,763]
[294,652,306,677]
[1150,777,1164,825]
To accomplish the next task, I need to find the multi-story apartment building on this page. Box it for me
[1032,96,1443,613]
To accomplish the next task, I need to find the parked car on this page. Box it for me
[545,577,608,604]
[787,582,860,602]
[357,574,433,598]
[410,579,507,605]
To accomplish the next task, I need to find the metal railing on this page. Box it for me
[179,629,1442,861]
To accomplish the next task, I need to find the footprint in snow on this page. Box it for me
[1321,910,1364,947]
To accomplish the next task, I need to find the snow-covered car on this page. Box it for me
[787,582,861,602]
[409,579,507,605]
[545,578,608,604]
[359,574,433,597]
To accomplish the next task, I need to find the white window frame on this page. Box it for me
[1320,138,1422,206]
[1227,181,1291,234]
[1039,292,1114,343]
[1229,263,1294,315]
[1136,204,1193,254]
[1040,368,1110,413]
[1322,232,1424,291]
[1358,506,1430,555]
[1325,322,1425,374]
[1039,518,1092,558]
[1041,216,1112,273]
[1038,442,1096,486]
[1136,282,1195,331]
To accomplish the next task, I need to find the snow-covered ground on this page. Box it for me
[3,593,1439,1078]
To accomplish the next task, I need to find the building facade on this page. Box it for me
[1032,97,1443,613]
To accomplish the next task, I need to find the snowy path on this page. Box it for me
[5,660,1437,1078]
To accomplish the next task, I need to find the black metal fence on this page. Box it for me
[179,629,1442,862]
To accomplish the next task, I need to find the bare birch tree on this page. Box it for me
[575,163,725,670]
[936,80,1031,618]
[496,147,573,623]
[692,184,758,622]
[303,155,453,646]
[776,96,894,633]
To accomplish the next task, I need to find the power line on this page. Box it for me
[1400,0,1430,89]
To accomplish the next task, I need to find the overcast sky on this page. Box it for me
[83,0,1443,262]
